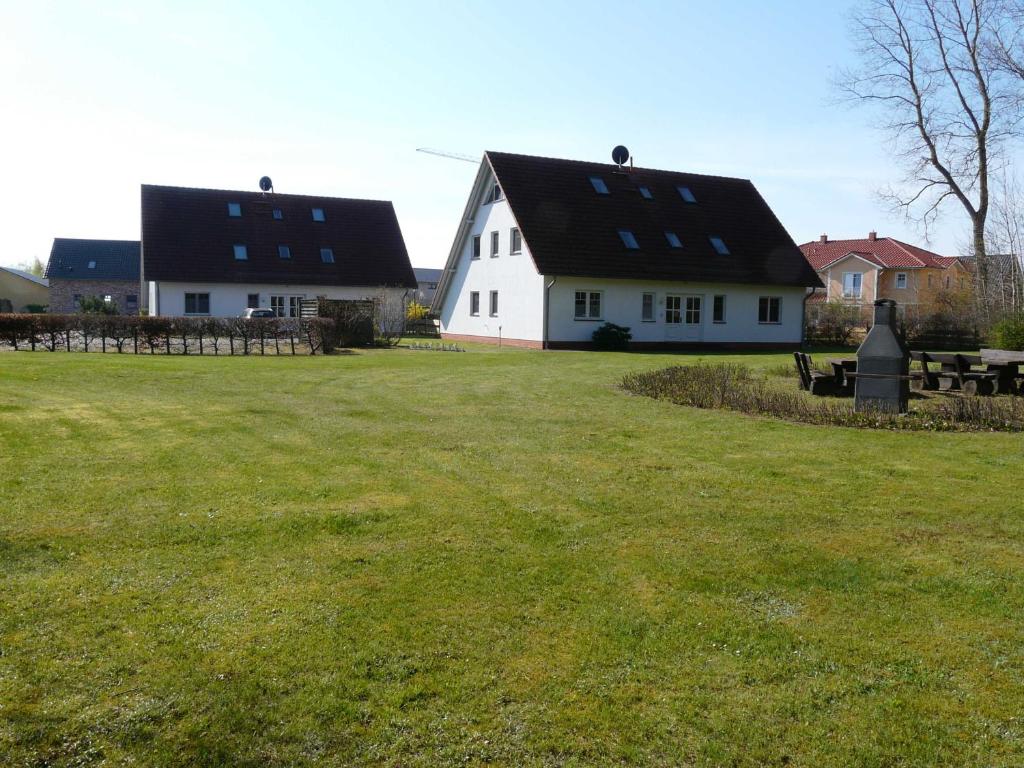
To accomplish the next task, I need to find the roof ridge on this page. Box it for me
[140,183,395,206]
[885,237,927,266]
[484,150,754,184]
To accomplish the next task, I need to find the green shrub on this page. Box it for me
[991,315,1024,351]
[804,301,862,346]
[592,322,632,351]
[79,296,119,315]
[24,303,47,314]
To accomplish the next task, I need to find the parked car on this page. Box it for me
[242,308,276,318]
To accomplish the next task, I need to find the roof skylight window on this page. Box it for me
[272,208,284,220]
[311,208,326,222]
[677,186,697,203]
[227,202,242,217]
[233,244,248,260]
[618,230,639,250]
[278,245,291,259]
[639,186,653,200]
[709,236,730,255]
[665,232,682,248]
[320,248,335,263]
[590,176,610,195]
[87,260,96,269]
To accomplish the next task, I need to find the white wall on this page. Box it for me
[150,281,408,317]
[548,279,807,345]
[437,177,546,342]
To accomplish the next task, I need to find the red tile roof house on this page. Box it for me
[142,184,417,317]
[432,151,822,349]
[799,233,972,316]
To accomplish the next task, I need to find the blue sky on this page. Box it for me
[0,0,975,270]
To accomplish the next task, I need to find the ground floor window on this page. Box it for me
[665,295,681,324]
[758,296,781,324]
[574,291,602,320]
[843,272,862,298]
[470,291,480,316]
[641,292,655,321]
[896,272,907,289]
[713,295,726,323]
[247,293,260,309]
[184,292,210,315]
[270,295,304,317]
[685,295,701,324]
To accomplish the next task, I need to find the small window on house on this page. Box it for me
[713,295,726,323]
[311,207,326,222]
[589,176,609,194]
[639,186,653,200]
[472,235,481,260]
[272,208,284,220]
[510,228,522,254]
[320,248,335,263]
[126,294,138,307]
[709,236,730,255]
[677,186,697,203]
[843,272,863,298]
[233,244,248,260]
[487,183,503,203]
[88,260,96,269]
[618,230,639,249]
[945,275,951,288]
[665,231,682,248]
[103,295,112,304]
[490,231,500,257]
[73,294,82,304]
[470,291,480,316]
[758,296,781,324]
[896,272,908,289]
[489,290,498,316]
[247,293,259,309]
[227,202,242,217]
[278,245,291,259]
[185,292,210,315]
[641,292,655,322]
[574,291,602,320]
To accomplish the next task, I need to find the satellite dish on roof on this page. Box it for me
[259,176,274,193]
[612,145,630,166]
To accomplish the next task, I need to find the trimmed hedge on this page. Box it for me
[0,314,336,355]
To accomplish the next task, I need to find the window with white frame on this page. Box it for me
[574,291,602,320]
[489,290,498,316]
[470,291,480,316]
[472,235,481,260]
[641,292,655,322]
[842,272,862,298]
[485,182,503,204]
[713,295,726,323]
[758,296,781,324]
[490,231,499,257]
[896,272,908,289]
[184,292,210,315]
[271,295,286,316]
[510,228,522,254]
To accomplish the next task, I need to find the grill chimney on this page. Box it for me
[854,299,909,414]
[820,234,828,243]
[868,231,877,241]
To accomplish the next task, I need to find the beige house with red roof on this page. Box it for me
[799,232,971,312]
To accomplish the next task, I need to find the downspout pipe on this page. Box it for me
[543,276,557,350]
[801,289,810,349]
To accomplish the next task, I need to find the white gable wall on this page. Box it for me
[437,182,545,343]
[548,279,806,345]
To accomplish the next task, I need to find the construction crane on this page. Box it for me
[416,147,479,164]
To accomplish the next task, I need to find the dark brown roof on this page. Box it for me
[486,151,821,287]
[46,238,140,281]
[141,185,417,288]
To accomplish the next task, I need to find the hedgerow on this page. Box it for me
[0,314,336,355]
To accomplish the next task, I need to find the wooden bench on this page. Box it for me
[794,352,840,396]
[910,351,999,395]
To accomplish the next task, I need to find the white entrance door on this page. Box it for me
[682,295,703,341]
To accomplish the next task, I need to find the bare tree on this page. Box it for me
[374,288,408,347]
[987,168,1024,312]
[992,0,1024,80]
[839,0,1022,312]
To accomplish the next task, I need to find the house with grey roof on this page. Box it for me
[0,266,49,313]
[413,267,442,306]
[45,239,142,314]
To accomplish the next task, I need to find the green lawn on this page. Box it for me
[1,346,1022,767]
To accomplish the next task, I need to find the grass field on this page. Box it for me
[1,345,1022,766]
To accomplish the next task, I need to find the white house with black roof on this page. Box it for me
[142,184,417,318]
[431,151,822,349]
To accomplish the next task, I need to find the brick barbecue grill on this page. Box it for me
[855,299,910,414]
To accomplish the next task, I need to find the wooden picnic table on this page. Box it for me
[980,349,1023,395]
[910,351,1007,395]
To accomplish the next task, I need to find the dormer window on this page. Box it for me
[709,236,730,255]
[233,244,248,261]
[311,208,325,222]
[320,248,335,263]
[639,186,653,199]
[590,176,610,195]
[665,232,682,248]
[227,202,242,217]
[618,230,639,250]
[272,208,284,220]
[87,260,96,269]
[677,186,697,203]
[278,245,291,259]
